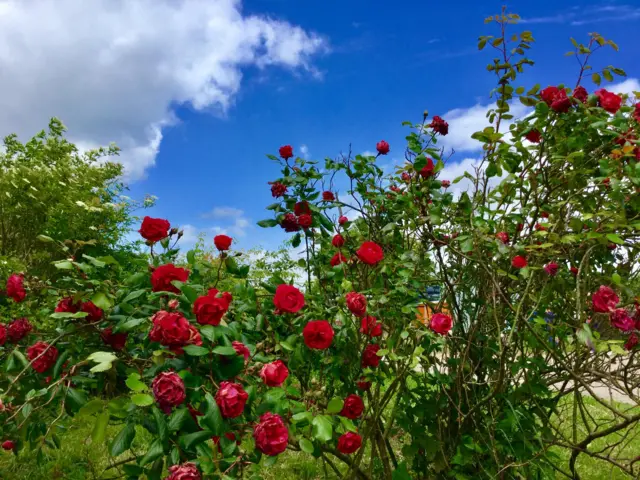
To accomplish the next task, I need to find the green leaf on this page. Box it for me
[592,72,602,86]
[53,350,70,378]
[212,346,237,356]
[122,289,146,303]
[606,233,624,245]
[200,325,216,343]
[612,273,622,285]
[326,398,344,414]
[392,461,413,480]
[87,351,118,372]
[225,256,240,274]
[65,388,87,412]
[50,311,88,320]
[291,232,302,248]
[92,411,110,444]
[78,399,104,417]
[311,415,333,443]
[168,408,192,432]
[132,394,154,407]
[186,250,196,265]
[118,317,146,331]
[37,234,55,243]
[292,411,313,424]
[200,393,225,436]
[257,219,279,228]
[182,345,209,356]
[125,373,148,393]
[153,407,168,444]
[139,439,164,466]
[181,285,198,303]
[110,423,136,457]
[299,438,314,454]
[82,254,106,268]
[53,260,74,270]
[91,292,112,310]
[179,430,213,450]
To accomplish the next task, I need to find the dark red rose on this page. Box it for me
[607,243,617,251]
[81,301,103,322]
[356,378,371,390]
[362,344,381,368]
[214,234,232,251]
[253,412,289,456]
[6,274,25,303]
[429,313,452,335]
[273,284,305,314]
[551,89,571,113]
[55,297,80,314]
[2,440,15,451]
[401,172,412,183]
[193,289,231,326]
[516,223,524,232]
[330,252,348,266]
[356,241,384,265]
[610,308,634,332]
[270,181,288,198]
[212,432,238,447]
[0,324,6,346]
[7,318,32,343]
[341,394,364,419]
[279,145,293,159]
[625,333,639,351]
[139,216,170,243]
[496,232,509,244]
[430,116,449,135]
[303,320,334,350]
[525,129,541,143]
[215,381,248,418]
[281,213,300,232]
[151,264,189,294]
[440,180,451,188]
[544,262,559,277]
[376,140,390,155]
[595,89,622,114]
[360,316,382,337]
[573,86,588,103]
[101,327,127,350]
[535,223,547,232]
[511,256,527,269]
[338,215,348,225]
[419,158,435,178]
[260,360,289,387]
[27,341,58,373]
[540,211,549,218]
[634,103,640,122]
[167,462,201,480]
[390,185,401,193]
[152,371,186,413]
[337,432,362,454]
[570,266,579,277]
[322,191,335,201]
[294,201,311,216]
[297,214,312,229]
[232,341,250,362]
[540,86,560,105]
[168,299,180,310]
[592,285,619,313]
[345,292,367,317]
[149,310,192,351]
[187,404,203,424]
[332,234,345,248]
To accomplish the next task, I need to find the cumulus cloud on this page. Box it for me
[0,0,328,180]
[610,78,640,95]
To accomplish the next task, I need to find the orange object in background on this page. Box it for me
[417,303,450,327]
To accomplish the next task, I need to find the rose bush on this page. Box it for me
[2,10,640,480]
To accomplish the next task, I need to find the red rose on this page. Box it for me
[193,289,231,325]
[168,299,180,310]
[573,86,588,103]
[341,394,364,419]
[356,241,384,265]
[570,266,579,277]
[551,89,571,113]
[595,89,622,114]
[322,191,335,201]
[279,145,293,159]
[429,116,449,135]
[253,412,289,456]
[338,215,348,225]
[592,285,619,313]
[544,262,559,276]
[441,180,451,188]
[634,103,640,122]
[270,181,288,198]
[346,292,367,317]
[330,252,348,266]
[26,341,58,373]
[376,140,390,155]
[337,432,362,454]
[81,301,103,322]
[540,211,549,218]
[2,440,15,451]
[151,264,189,294]
[430,313,452,335]
[216,381,248,418]
[214,234,233,251]
[356,378,371,391]
[297,214,312,229]
[625,333,639,351]
[516,223,524,232]
[0,324,6,346]
[273,284,305,314]
[6,274,25,303]
[232,341,250,362]
[419,158,435,178]
[525,129,541,143]
[360,316,382,337]
[511,256,527,269]
[260,360,289,387]
[332,234,345,248]
[535,223,547,232]
[610,308,634,332]
[139,216,170,243]
[540,86,559,105]
[281,213,300,232]
[303,320,334,350]
[401,172,412,182]
[152,371,186,413]
[7,318,32,343]
[361,344,380,368]
[496,232,509,244]
[294,201,311,216]
[101,327,127,350]
[149,310,192,350]
[55,297,80,314]
[167,462,201,480]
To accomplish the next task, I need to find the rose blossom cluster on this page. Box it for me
[591,285,640,350]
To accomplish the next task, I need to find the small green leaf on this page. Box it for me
[50,311,88,319]
[92,411,110,444]
[132,394,154,407]
[257,219,278,228]
[179,430,213,450]
[139,438,164,466]
[168,408,192,432]
[592,72,602,86]
[606,233,624,245]
[200,393,225,436]
[291,232,302,248]
[37,234,55,243]
[125,373,148,393]
[212,346,237,356]
[299,438,314,454]
[312,415,333,443]
[326,398,344,414]
[91,292,112,310]
[110,423,136,457]
[182,345,209,356]
[122,289,146,303]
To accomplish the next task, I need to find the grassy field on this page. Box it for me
[1,395,638,479]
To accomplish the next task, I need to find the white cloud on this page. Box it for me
[178,206,251,249]
[203,206,245,218]
[610,78,640,95]
[0,0,328,180]
[300,144,310,159]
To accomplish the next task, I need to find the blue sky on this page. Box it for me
[1,0,639,252]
